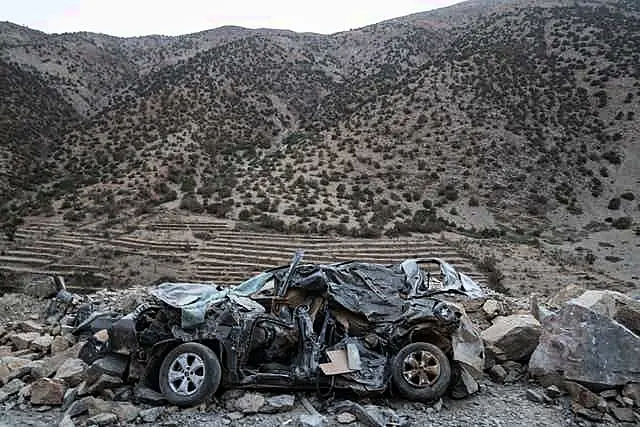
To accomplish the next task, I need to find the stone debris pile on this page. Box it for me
[472,287,640,424]
[0,277,638,425]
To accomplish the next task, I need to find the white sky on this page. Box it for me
[1,0,463,37]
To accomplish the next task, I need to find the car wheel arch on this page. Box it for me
[408,329,452,355]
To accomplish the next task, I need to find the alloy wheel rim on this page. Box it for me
[402,349,441,387]
[168,352,206,396]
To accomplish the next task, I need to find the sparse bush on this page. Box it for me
[238,209,252,221]
[476,255,508,295]
[602,151,622,165]
[608,197,621,210]
[611,216,632,230]
[179,193,203,213]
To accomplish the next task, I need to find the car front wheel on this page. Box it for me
[391,342,451,401]
[159,342,221,406]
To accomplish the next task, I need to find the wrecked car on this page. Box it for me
[73,253,485,406]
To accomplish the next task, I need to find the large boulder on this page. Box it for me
[480,314,541,362]
[529,295,640,388]
[572,290,640,335]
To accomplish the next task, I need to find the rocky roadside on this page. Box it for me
[0,280,638,426]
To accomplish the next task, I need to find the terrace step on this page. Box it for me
[2,250,60,260]
[11,245,69,256]
[0,256,53,266]
[47,264,104,273]
[108,237,203,251]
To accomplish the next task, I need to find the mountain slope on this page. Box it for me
[0,0,638,238]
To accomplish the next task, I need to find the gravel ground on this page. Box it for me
[0,382,623,427]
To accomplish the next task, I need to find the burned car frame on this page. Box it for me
[74,253,485,406]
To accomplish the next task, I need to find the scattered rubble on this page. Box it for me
[0,275,638,426]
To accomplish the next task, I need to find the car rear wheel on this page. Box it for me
[391,342,451,401]
[159,342,221,407]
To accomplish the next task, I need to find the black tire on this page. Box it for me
[391,342,451,401]
[159,342,221,407]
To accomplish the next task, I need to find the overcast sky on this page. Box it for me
[2,0,463,37]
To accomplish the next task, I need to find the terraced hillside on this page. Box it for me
[3,214,632,298]
[0,216,491,290]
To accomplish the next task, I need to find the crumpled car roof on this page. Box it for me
[151,258,483,328]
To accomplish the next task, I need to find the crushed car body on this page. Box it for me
[74,254,485,406]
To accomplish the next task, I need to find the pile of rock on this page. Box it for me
[475,288,640,423]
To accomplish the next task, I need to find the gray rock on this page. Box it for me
[482,300,501,317]
[61,387,78,411]
[58,415,75,427]
[55,358,88,387]
[0,378,25,402]
[337,412,356,424]
[26,359,55,379]
[18,383,31,400]
[111,402,140,424]
[610,406,635,422]
[0,356,31,384]
[112,386,132,402]
[64,398,89,418]
[84,397,140,423]
[564,381,607,411]
[450,366,479,398]
[621,396,634,407]
[1,378,25,396]
[87,355,127,380]
[261,394,295,413]
[133,384,166,405]
[489,364,507,383]
[548,285,586,308]
[232,392,265,413]
[30,335,53,352]
[481,314,541,362]
[571,403,605,422]
[529,301,640,388]
[87,412,118,426]
[298,414,328,427]
[333,401,405,427]
[18,321,45,334]
[526,389,545,403]
[140,406,165,423]
[599,389,618,399]
[31,378,67,405]
[622,382,640,407]
[51,336,71,354]
[226,412,244,421]
[86,374,123,395]
[9,332,41,351]
[545,385,564,398]
[572,290,640,336]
